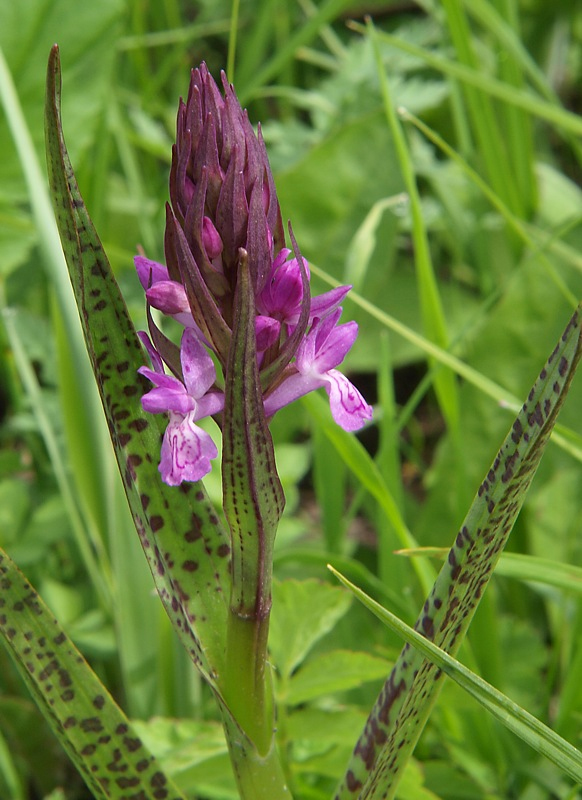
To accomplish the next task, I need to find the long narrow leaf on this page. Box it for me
[44,45,230,679]
[329,566,582,786]
[334,302,582,799]
[0,547,186,800]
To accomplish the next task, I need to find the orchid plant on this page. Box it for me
[1,43,582,800]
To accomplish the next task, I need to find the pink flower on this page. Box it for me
[138,329,223,484]
[264,310,373,431]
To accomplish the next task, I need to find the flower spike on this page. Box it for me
[136,62,372,485]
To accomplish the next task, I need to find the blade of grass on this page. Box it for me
[439,0,526,216]
[1,306,113,611]
[347,22,582,139]
[370,19,460,437]
[302,391,435,598]
[375,334,408,589]
[0,728,25,800]
[398,107,578,308]
[329,566,582,786]
[0,44,113,588]
[238,0,355,104]
[312,425,348,555]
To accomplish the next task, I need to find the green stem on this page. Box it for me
[224,608,271,752]
[221,703,292,799]
[221,608,291,799]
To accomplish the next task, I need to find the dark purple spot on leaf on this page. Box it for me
[559,356,569,377]
[150,516,164,532]
[80,717,104,733]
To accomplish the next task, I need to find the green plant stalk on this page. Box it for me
[219,250,287,792]
[220,706,291,799]
[223,610,271,754]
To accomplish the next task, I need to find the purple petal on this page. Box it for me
[308,285,351,322]
[311,321,358,373]
[146,281,190,315]
[138,368,195,414]
[255,315,281,352]
[135,256,169,290]
[141,387,195,415]
[322,369,373,431]
[195,390,225,420]
[263,371,326,417]
[159,411,218,485]
[180,329,217,398]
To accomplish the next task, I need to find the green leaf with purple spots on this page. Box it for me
[329,566,582,786]
[334,304,582,800]
[0,546,186,800]
[44,44,230,682]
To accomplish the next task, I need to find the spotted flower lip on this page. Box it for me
[136,62,372,484]
[139,329,224,485]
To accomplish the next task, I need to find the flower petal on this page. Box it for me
[322,369,373,431]
[135,256,169,290]
[308,285,351,322]
[146,280,190,315]
[312,320,358,373]
[180,329,217,398]
[263,371,326,417]
[159,411,218,485]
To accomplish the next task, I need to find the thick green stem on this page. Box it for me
[221,701,291,799]
[220,607,291,799]
[224,608,271,752]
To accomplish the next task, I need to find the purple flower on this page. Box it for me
[136,63,372,485]
[139,329,224,485]
[264,309,373,431]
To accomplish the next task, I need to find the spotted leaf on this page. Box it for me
[44,44,230,681]
[335,304,582,799]
[0,547,186,800]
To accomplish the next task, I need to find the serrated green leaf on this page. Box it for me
[285,650,390,705]
[44,45,230,679]
[269,579,352,679]
[334,303,582,799]
[0,547,186,800]
[330,566,582,788]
